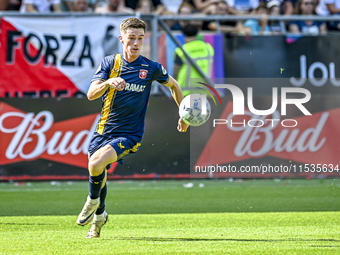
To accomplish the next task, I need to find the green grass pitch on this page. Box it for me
[0,179,340,254]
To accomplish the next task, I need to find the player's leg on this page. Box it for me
[77,145,117,226]
[93,171,107,219]
[80,137,140,237]
[96,171,107,215]
[87,171,109,238]
[85,147,116,238]
[88,145,116,201]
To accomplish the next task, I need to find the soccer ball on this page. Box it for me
[179,94,211,127]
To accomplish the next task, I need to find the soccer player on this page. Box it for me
[76,17,189,238]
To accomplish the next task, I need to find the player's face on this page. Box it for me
[119,28,145,58]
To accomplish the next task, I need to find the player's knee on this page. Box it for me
[88,158,104,176]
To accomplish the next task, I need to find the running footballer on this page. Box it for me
[76,18,189,238]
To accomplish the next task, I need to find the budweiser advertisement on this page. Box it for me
[0,98,190,181]
[190,78,340,178]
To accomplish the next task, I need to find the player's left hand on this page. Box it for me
[177,118,189,132]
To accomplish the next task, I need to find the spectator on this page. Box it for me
[203,1,252,36]
[163,0,182,13]
[178,2,195,29]
[260,0,294,14]
[244,2,270,34]
[173,24,214,96]
[178,2,195,14]
[317,0,340,15]
[125,0,165,14]
[20,0,62,12]
[0,0,9,10]
[267,0,283,34]
[74,0,89,11]
[6,0,23,10]
[226,0,260,14]
[316,0,340,30]
[136,0,154,13]
[95,0,134,13]
[61,0,74,11]
[191,0,220,14]
[282,0,298,14]
[316,0,329,15]
[176,2,204,30]
[134,0,154,30]
[289,0,327,34]
[161,10,179,30]
[60,0,95,12]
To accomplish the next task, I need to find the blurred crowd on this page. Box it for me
[1,0,340,35]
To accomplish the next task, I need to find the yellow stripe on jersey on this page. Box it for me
[117,142,141,160]
[110,54,123,78]
[96,54,123,135]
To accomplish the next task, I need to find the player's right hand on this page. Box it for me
[177,118,189,132]
[107,77,126,91]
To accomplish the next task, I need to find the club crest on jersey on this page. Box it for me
[139,69,148,79]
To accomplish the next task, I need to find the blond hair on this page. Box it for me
[120,17,146,33]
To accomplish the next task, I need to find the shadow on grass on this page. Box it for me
[106,237,340,243]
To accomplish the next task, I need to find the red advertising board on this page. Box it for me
[0,98,190,180]
[191,94,340,178]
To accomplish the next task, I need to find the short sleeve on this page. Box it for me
[154,62,169,84]
[324,0,335,4]
[91,56,112,83]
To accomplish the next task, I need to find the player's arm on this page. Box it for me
[163,75,189,132]
[163,75,183,107]
[87,77,126,101]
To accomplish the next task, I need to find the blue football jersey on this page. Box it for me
[91,54,169,141]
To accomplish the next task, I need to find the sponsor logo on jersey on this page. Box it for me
[125,83,147,92]
[139,69,148,79]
